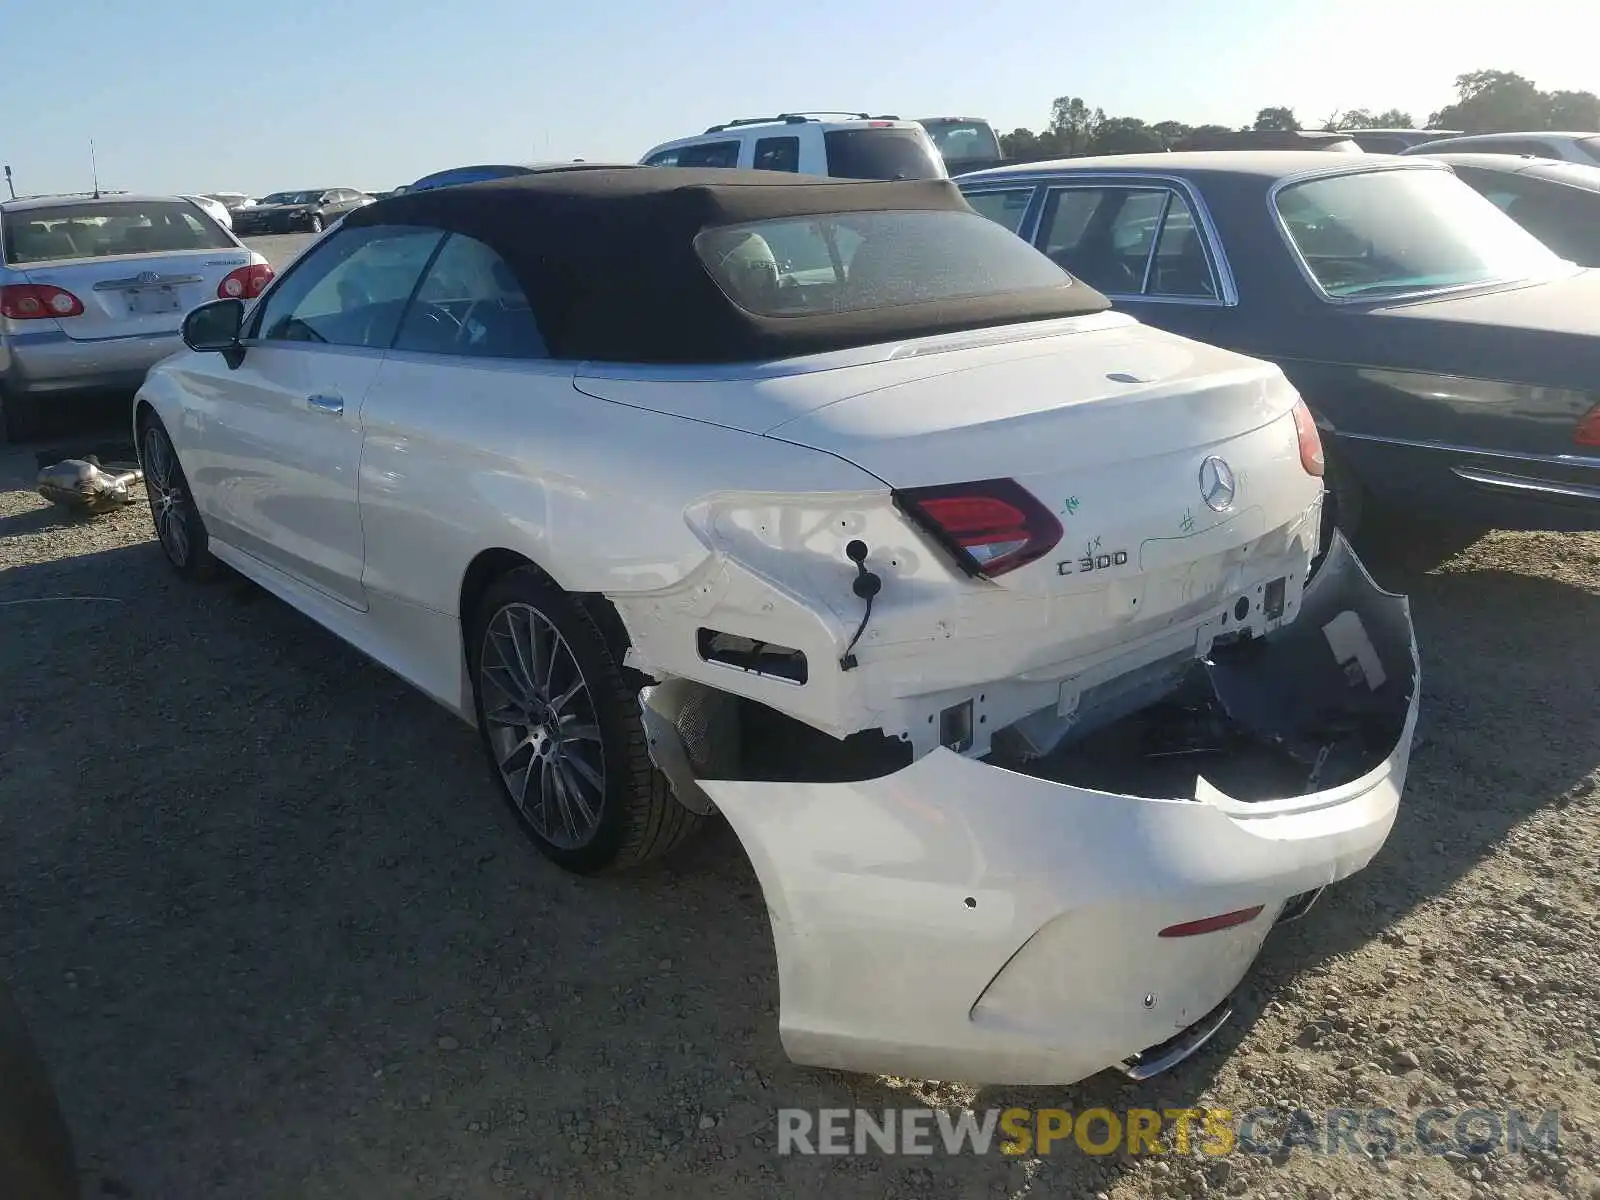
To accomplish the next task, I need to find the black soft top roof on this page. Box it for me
[343,166,1109,364]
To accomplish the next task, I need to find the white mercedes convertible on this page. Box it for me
[134,166,1419,1086]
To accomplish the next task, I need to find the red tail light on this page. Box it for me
[1292,399,1324,477]
[894,478,1063,578]
[1575,403,1600,449]
[0,284,84,320]
[1158,905,1265,938]
[218,263,274,300]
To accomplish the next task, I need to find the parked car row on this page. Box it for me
[389,114,1002,196]
[230,188,377,235]
[1,119,1594,1091]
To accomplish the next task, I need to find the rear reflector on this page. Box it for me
[1575,403,1600,449]
[1292,399,1325,477]
[894,478,1063,578]
[1158,905,1266,938]
[0,284,84,320]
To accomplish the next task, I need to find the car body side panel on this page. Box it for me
[701,533,1418,1085]
[351,352,889,714]
[154,342,378,609]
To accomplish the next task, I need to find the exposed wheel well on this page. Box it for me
[457,548,633,664]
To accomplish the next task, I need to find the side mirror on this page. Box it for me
[182,298,246,365]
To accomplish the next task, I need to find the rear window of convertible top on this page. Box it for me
[692,208,1074,318]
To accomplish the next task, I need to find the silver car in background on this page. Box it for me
[0,193,273,442]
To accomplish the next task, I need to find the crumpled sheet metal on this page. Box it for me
[36,458,143,515]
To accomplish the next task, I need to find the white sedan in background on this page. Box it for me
[182,194,232,231]
[132,166,1419,1085]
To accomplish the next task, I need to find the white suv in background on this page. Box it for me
[640,113,948,179]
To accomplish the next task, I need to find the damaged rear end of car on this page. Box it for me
[398,172,1422,1086]
[590,330,1417,1086]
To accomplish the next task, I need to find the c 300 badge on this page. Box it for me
[1058,549,1128,576]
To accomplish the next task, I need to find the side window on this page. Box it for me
[1147,194,1218,299]
[753,137,800,172]
[1037,187,1164,295]
[1481,175,1596,262]
[676,140,741,169]
[1038,188,1110,257]
[1038,186,1217,299]
[251,225,445,349]
[392,233,549,359]
[962,188,1036,235]
[1455,166,1520,210]
[644,149,680,166]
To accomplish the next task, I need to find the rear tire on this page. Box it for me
[137,412,216,581]
[468,567,704,874]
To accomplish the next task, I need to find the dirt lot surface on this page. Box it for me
[1,425,1597,1199]
[244,233,317,271]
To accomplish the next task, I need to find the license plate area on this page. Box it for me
[126,286,182,315]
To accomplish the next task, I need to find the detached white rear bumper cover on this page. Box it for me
[699,534,1418,1085]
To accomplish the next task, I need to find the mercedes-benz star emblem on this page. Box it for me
[1198,456,1236,512]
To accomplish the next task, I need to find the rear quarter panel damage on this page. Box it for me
[697,534,1419,1085]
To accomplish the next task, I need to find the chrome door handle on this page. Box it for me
[306,393,344,415]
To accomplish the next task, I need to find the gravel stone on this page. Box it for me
[3,385,1598,1199]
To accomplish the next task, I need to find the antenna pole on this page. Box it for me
[3,165,14,200]
[91,139,100,198]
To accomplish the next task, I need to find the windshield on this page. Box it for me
[261,191,320,205]
[1580,136,1600,164]
[1273,167,1568,299]
[2,200,236,265]
[918,120,1003,162]
[694,208,1072,317]
[823,129,945,180]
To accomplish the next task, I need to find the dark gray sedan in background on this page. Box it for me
[231,188,374,235]
[956,152,1600,542]
[1427,153,1600,267]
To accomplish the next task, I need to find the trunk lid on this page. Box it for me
[760,323,1296,483]
[22,247,254,340]
[765,324,1319,596]
[576,318,1322,599]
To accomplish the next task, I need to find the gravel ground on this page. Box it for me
[1,322,1597,1196]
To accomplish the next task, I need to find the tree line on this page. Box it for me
[998,70,1600,161]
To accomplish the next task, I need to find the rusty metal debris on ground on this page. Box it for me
[35,456,143,515]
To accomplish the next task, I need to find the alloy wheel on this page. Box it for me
[479,602,607,849]
[142,426,192,567]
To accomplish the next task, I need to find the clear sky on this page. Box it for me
[4,0,1591,198]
